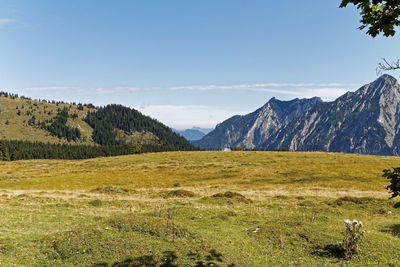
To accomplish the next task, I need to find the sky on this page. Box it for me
[0,1,399,129]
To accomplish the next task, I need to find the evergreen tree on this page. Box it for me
[0,140,10,161]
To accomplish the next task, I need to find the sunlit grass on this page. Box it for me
[0,151,399,266]
[0,95,94,144]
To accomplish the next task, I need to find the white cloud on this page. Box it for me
[136,105,250,130]
[252,87,349,101]
[0,18,17,28]
[22,86,76,92]
[167,82,360,92]
[94,86,156,94]
[15,81,359,101]
[298,88,349,100]
[10,83,358,129]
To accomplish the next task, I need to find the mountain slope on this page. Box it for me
[264,74,400,155]
[85,105,196,150]
[194,97,323,149]
[0,93,197,152]
[195,74,400,156]
[0,94,95,144]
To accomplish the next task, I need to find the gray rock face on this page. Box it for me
[193,97,323,150]
[196,74,400,156]
[264,74,400,156]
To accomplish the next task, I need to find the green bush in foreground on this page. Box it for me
[383,167,400,199]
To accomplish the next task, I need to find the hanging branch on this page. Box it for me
[377,58,400,75]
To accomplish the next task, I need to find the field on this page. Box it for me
[0,151,399,266]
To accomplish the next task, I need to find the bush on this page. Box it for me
[383,168,400,199]
[342,219,365,260]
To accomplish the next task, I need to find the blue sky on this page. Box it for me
[0,1,399,129]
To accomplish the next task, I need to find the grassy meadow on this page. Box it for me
[0,94,95,144]
[0,151,399,266]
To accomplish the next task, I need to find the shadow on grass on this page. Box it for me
[93,249,235,267]
[312,244,344,259]
[381,224,400,237]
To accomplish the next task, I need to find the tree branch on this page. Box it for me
[377,58,400,75]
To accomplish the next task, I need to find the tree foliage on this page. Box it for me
[0,140,10,161]
[6,140,130,160]
[4,140,189,161]
[340,0,400,37]
[383,167,400,198]
[43,107,81,142]
[85,104,198,151]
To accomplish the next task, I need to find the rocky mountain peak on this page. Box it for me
[358,74,399,98]
[194,96,323,150]
[379,74,398,83]
[195,75,400,156]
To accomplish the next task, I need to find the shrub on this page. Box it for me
[383,167,400,199]
[342,219,365,260]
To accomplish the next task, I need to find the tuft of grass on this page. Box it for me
[332,196,378,206]
[91,187,134,194]
[163,189,195,198]
[89,199,102,207]
[210,191,253,204]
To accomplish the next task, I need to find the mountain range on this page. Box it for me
[173,127,213,141]
[194,74,400,156]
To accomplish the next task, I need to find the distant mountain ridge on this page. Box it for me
[264,74,400,155]
[173,127,213,141]
[193,97,323,149]
[195,75,400,156]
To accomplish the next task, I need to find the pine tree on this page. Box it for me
[0,140,10,161]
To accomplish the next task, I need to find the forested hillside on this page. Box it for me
[85,105,195,150]
[0,92,197,160]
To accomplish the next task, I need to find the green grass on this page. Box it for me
[0,95,94,144]
[0,151,399,266]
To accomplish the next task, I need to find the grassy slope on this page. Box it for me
[0,151,399,266]
[0,95,161,146]
[0,95,94,144]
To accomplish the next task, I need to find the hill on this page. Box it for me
[0,151,399,266]
[0,92,197,159]
[195,75,400,156]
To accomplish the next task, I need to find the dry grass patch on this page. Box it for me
[162,189,195,198]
